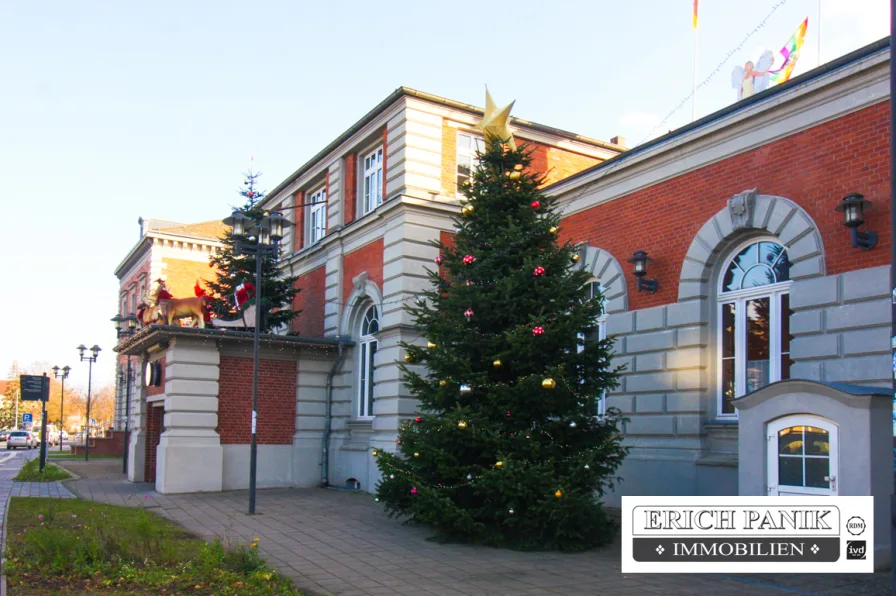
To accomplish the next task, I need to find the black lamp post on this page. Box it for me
[628,250,659,293]
[222,208,291,515]
[51,365,70,453]
[112,313,139,474]
[834,193,877,250]
[77,344,101,462]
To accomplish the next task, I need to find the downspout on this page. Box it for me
[321,339,346,487]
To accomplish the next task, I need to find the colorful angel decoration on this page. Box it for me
[732,18,808,101]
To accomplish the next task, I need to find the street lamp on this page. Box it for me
[112,313,139,474]
[77,343,101,462]
[222,208,291,515]
[51,365,71,454]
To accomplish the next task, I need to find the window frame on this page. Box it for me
[360,145,384,216]
[357,305,379,419]
[456,131,486,195]
[715,239,792,420]
[306,185,327,246]
[578,281,608,417]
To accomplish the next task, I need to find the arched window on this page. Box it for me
[358,305,379,418]
[717,241,791,417]
[578,281,608,416]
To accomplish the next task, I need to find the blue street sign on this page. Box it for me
[22,413,33,425]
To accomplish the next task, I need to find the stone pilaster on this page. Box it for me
[155,336,223,494]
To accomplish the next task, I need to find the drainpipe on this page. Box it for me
[321,339,346,487]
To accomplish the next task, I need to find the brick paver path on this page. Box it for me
[58,459,891,596]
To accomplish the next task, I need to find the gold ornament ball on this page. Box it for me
[493,359,502,368]
[371,450,378,457]
[549,226,559,235]
[457,420,468,429]
[509,508,515,514]
[404,354,413,363]
[439,379,447,387]
[427,342,436,349]
[555,490,563,498]
[495,461,504,468]
[509,171,521,180]
[513,164,523,171]
[462,205,474,216]
[414,452,420,458]
[571,253,581,263]
[542,378,557,390]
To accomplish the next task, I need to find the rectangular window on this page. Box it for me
[456,132,486,193]
[361,147,383,215]
[578,281,608,416]
[307,187,327,245]
[718,290,789,416]
[130,292,137,316]
[358,340,377,417]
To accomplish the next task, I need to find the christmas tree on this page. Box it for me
[206,171,300,333]
[374,95,628,552]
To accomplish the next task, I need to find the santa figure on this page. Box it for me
[234,283,256,310]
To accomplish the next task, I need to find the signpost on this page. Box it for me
[19,374,50,472]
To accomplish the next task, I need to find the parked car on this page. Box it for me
[7,431,37,450]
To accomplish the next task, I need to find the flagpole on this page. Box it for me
[692,0,699,122]
[817,0,822,67]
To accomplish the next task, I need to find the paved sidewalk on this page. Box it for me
[58,459,890,596]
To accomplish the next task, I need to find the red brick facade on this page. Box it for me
[217,356,297,445]
[344,154,357,225]
[293,190,305,252]
[561,101,892,311]
[292,266,326,336]
[144,404,163,483]
[343,239,384,306]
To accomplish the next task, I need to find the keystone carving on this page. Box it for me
[353,271,369,290]
[728,188,757,230]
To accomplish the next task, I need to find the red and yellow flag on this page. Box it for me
[692,0,698,29]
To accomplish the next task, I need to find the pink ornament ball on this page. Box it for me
[411,488,418,495]
[463,254,475,265]
[435,255,443,265]
[533,266,545,276]
[533,326,544,336]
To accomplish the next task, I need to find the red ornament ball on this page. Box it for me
[464,308,474,321]
[247,191,255,198]
[463,254,475,265]
[465,280,473,287]
[415,417,422,423]
[533,326,545,336]
[435,255,443,265]
[533,266,545,276]
[397,439,402,444]
[506,412,512,418]
[531,200,541,209]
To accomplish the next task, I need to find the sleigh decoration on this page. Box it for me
[210,282,258,329]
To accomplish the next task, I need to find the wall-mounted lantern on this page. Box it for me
[627,250,658,293]
[834,193,877,250]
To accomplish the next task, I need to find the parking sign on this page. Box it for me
[22,413,33,425]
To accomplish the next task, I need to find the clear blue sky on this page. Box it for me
[0,0,888,391]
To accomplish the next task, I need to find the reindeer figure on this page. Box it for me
[149,279,208,328]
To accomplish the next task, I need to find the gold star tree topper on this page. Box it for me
[476,88,516,150]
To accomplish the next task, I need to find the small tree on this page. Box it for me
[205,171,300,332]
[375,138,628,551]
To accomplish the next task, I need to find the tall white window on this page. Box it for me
[578,281,608,416]
[307,187,327,245]
[362,147,383,215]
[717,240,791,417]
[358,305,379,418]
[456,132,486,193]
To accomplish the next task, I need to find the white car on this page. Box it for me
[7,431,37,450]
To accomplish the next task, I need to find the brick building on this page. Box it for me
[116,39,893,559]
[113,218,227,429]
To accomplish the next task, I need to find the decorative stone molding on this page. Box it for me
[340,273,383,336]
[678,194,826,302]
[577,245,628,314]
[727,188,756,230]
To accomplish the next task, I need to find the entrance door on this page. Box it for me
[767,415,838,496]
